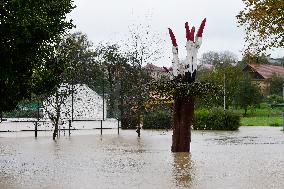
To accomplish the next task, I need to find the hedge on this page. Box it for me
[143,110,171,129]
[193,108,240,130]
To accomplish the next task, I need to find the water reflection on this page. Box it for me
[172,152,193,188]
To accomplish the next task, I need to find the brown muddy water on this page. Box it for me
[0,127,283,189]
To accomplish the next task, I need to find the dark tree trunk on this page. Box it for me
[171,96,194,152]
[53,119,59,140]
[53,92,60,140]
[53,127,57,140]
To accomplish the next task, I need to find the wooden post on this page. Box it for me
[118,120,120,135]
[35,121,38,138]
[100,120,103,135]
[71,85,74,122]
[282,113,284,132]
[37,102,40,121]
[68,119,71,136]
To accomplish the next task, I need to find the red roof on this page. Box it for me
[246,64,284,79]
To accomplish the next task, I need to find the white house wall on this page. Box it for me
[43,84,107,121]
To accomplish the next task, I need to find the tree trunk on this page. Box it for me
[53,92,60,140]
[53,123,58,140]
[171,96,194,152]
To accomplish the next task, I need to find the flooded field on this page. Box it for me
[0,127,283,189]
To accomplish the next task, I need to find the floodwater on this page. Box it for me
[0,127,283,189]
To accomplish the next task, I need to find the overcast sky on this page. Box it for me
[69,0,284,67]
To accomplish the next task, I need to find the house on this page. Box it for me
[144,63,172,80]
[43,84,107,121]
[242,64,284,94]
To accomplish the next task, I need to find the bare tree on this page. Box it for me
[43,84,73,140]
[125,22,165,67]
[200,51,238,68]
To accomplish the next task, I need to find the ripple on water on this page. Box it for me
[0,127,283,189]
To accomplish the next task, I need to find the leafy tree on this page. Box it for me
[0,0,75,112]
[95,44,127,118]
[235,74,263,116]
[40,32,98,139]
[197,64,243,108]
[241,52,269,65]
[120,57,152,128]
[59,32,97,85]
[268,74,283,96]
[237,0,284,53]
[95,44,152,128]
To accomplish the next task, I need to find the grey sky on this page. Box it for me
[69,0,283,67]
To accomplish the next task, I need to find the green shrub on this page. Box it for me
[3,110,40,118]
[143,110,171,129]
[193,108,240,130]
[266,94,284,106]
[121,114,139,129]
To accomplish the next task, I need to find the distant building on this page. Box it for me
[144,63,172,80]
[43,84,107,120]
[243,64,284,94]
[197,63,214,71]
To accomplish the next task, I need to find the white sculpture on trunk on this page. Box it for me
[168,19,206,82]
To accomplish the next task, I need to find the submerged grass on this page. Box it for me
[237,104,283,126]
[241,116,282,126]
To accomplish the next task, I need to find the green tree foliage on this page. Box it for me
[95,44,152,128]
[234,74,263,115]
[265,94,283,106]
[193,108,240,130]
[143,107,171,130]
[268,74,283,96]
[237,0,284,53]
[151,79,221,110]
[120,59,151,128]
[0,0,75,112]
[197,65,243,108]
[95,44,127,118]
[241,52,269,65]
[59,32,97,85]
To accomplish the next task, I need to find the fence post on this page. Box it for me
[69,120,71,136]
[35,121,38,138]
[118,120,120,135]
[100,120,103,135]
[282,113,284,131]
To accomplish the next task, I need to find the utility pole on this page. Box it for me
[224,73,226,111]
[282,83,284,101]
[71,84,74,121]
[102,67,105,121]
